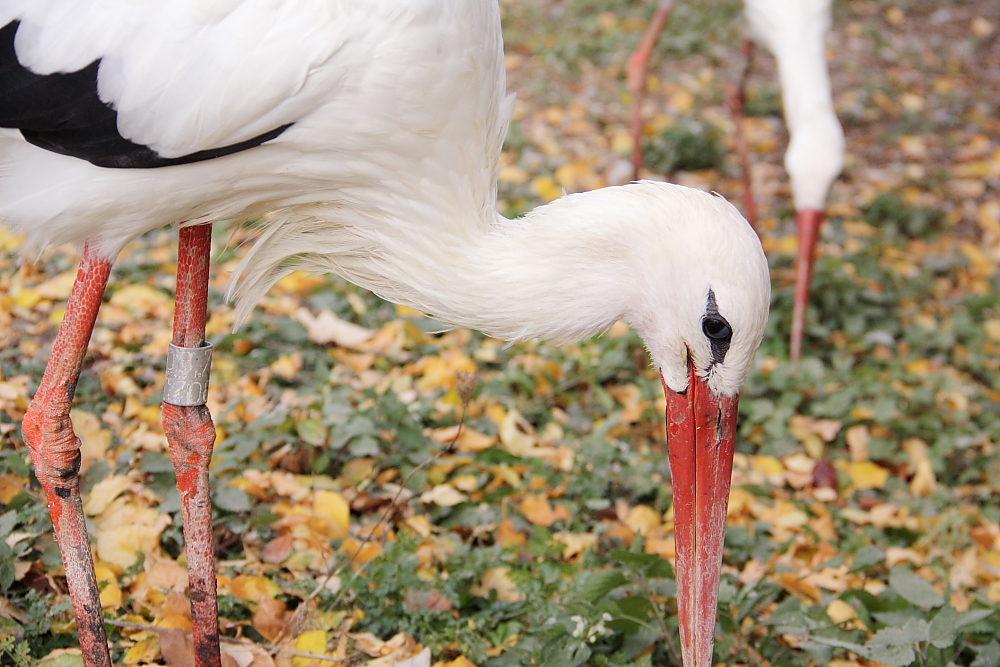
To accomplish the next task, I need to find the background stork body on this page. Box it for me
[744,0,845,360]
[629,0,844,360]
[0,2,770,667]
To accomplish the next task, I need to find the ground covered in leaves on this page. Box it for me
[1,1,1000,666]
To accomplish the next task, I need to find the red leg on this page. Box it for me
[626,0,674,181]
[726,39,757,231]
[22,244,114,667]
[161,224,221,667]
[790,209,824,362]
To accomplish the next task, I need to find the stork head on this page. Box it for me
[622,182,770,394]
[620,182,770,667]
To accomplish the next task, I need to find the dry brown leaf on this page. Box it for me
[143,552,189,590]
[774,572,822,603]
[254,597,292,642]
[261,534,295,564]
[845,425,870,462]
[163,588,192,620]
[161,629,195,667]
[519,495,557,527]
[495,518,526,548]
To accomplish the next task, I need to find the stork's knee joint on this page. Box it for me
[163,342,213,407]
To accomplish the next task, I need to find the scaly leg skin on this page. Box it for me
[626,0,674,181]
[22,244,114,667]
[162,224,222,667]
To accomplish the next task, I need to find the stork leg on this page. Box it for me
[161,224,221,667]
[22,244,114,667]
[725,39,757,231]
[790,208,824,362]
[626,0,675,181]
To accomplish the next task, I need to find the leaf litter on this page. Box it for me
[1,1,1000,666]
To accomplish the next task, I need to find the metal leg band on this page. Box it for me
[164,342,213,407]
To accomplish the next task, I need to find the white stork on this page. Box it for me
[629,0,844,361]
[0,2,770,667]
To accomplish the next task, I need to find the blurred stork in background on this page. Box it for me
[628,0,845,360]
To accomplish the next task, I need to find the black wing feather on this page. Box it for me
[0,20,290,169]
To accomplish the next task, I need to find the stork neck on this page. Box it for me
[401,199,633,343]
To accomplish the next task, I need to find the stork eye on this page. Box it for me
[702,317,732,341]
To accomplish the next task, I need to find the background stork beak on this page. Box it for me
[790,207,825,362]
[663,364,739,667]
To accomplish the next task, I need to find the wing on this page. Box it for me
[0,0,345,167]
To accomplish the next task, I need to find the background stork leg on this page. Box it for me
[22,244,114,667]
[790,208,824,361]
[725,39,757,230]
[162,224,222,667]
[626,0,674,181]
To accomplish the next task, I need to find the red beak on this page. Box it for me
[663,363,739,667]
[790,207,825,362]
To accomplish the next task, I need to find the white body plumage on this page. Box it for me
[0,0,769,397]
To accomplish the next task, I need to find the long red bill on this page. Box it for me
[663,364,739,667]
[790,207,825,362]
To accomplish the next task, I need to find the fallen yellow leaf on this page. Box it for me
[94,565,122,609]
[846,461,890,491]
[229,574,282,603]
[341,537,381,566]
[122,636,159,665]
[531,175,562,203]
[35,271,77,300]
[470,566,524,603]
[420,484,468,507]
[83,475,131,517]
[553,532,598,560]
[826,599,858,624]
[292,630,329,667]
[313,490,350,538]
[624,505,661,536]
[108,284,173,319]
